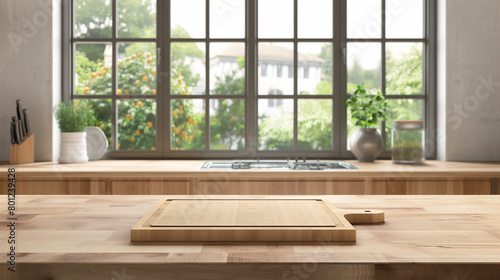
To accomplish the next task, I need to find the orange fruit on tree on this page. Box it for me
[130,136,136,142]
[152,69,156,75]
[173,111,177,116]
[102,69,107,75]
[231,116,235,120]
[151,147,155,150]
[124,89,130,94]
[117,89,122,95]
[138,53,142,57]
[135,130,140,136]
[179,110,183,115]
[136,101,143,107]
[189,136,193,141]
[102,66,108,71]
[147,121,153,129]
[147,58,152,63]
[126,114,131,121]
[131,54,137,59]
[193,120,198,125]
[151,89,157,94]
[178,105,183,109]
[146,53,151,58]
[142,76,148,82]
[141,72,146,76]
[213,117,217,121]
[91,73,97,78]
[135,80,140,86]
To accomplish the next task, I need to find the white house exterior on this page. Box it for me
[209,43,324,102]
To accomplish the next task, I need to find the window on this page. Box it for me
[261,64,267,77]
[303,66,309,79]
[268,89,284,108]
[66,0,435,159]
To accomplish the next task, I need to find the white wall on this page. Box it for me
[438,0,500,161]
[0,0,60,162]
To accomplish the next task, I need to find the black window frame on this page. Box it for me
[62,0,436,160]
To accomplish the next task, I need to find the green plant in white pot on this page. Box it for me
[54,102,89,163]
[346,84,388,162]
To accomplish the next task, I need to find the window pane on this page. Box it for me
[117,43,157,95]
[171,99,206,150]
[347,0,381,38]
[258,99,293,150]
[298,0,333,38]
[210,99,245,150]
[386,43,423,95]
[117,0,156,38]
[74,0,112,38]
[347,43,381,93]
[75,43,112,95]
[75,99,112,149]
[298,99,332,150]
[210,0,245,38]
[171,43,206,95]
[385,99,423,150]
[258,0,293,38]
[298,43,332,95]
[118,99,157,151]
[259,43,293,95]
[210,43,245,95]
[171,0,206,38]
[386,0,424,38]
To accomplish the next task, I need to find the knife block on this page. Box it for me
[10,133,35,164]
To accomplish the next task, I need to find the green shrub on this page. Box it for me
[54,102,88,133]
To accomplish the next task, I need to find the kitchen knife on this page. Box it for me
[23,108,31,136]
[10,118,16,144]
[16,118,23,144]
[12,116,21,144]
[16,99,26,137]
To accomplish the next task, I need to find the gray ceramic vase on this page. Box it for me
[350,128,384,162]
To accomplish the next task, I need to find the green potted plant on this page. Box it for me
[346,84,388,162]
[54,102,89,163]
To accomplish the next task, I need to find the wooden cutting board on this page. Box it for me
[131,198,384,242]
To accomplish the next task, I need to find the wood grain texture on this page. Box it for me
[1,159,500,179]
[9,133,34,164]
[0,177,493,195]
[0,195,500,279]
[132,199,383,242]
[1,195,499,279]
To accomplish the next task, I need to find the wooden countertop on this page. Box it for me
[1,160,500,179]
[1,195,499,279]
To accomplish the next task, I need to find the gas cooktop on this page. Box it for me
[201,160,358,170]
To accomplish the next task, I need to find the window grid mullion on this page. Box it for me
[381,0,387,151]
[111,0,118,152]
[204,0,210,151]
[292,0,298,151]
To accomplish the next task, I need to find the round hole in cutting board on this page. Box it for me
[364,210,371,212]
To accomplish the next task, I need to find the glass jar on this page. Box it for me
[391,120,425,164]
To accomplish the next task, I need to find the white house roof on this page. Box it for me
[211,43,324,64]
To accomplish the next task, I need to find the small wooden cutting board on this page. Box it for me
[131,198,384,242]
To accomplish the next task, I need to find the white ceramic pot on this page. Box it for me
[59,132,89,163]
[85,127,108,161]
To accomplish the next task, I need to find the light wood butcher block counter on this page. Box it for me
[1,195,499,280]
[1,160,499,195]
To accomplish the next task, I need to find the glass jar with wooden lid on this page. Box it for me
[391,120,425,164]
